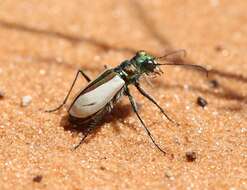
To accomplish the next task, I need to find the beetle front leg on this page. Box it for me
[135,82,178,125]
[125,87,166,155]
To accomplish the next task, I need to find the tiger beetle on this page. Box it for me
[46,50,208,154]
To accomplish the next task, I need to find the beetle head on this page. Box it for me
[133,50,162,75]
[133,50,208,77]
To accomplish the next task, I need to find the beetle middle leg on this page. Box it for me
[125,87,166,155]
[46,69,91,112]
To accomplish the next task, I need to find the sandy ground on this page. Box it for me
[0,0,246,189]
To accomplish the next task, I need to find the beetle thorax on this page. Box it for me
[117,61,141,85]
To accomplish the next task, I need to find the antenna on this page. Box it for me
[156,62,209,77]
[156,49,187,60]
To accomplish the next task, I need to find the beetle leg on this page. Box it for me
[125,87,166,155]
[72,112,103,150]
[45,69,91,112]
[73,132,89,150]
[135,83,179,126]
[78,69,91,83]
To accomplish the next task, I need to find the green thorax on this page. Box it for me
[115,50,156,85]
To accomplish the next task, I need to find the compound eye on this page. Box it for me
[144,60,155,71]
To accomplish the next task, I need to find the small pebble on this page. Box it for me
[39,69,46,75]
[209,79,219,88]
[21,95,32,107]
[185,151,197,162]
[165,170,175,180]
[210,0,219,7]
[197,97,208,108]
[214,45,223,52]
[100,166,106,170]
[33,175,43,183]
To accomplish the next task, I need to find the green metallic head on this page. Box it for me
[132,50,160,75]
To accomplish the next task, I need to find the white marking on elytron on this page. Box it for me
[69,75,125,118]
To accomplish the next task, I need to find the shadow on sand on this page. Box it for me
[58,103,133,144]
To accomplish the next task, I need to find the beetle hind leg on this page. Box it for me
[45,69,91,113]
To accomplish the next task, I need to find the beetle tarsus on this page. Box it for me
[45,104,64,113]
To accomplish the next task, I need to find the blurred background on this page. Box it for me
[0,1,246,190]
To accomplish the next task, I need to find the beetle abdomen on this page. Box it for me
[69,87,125,126]
[69,75,125,119]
